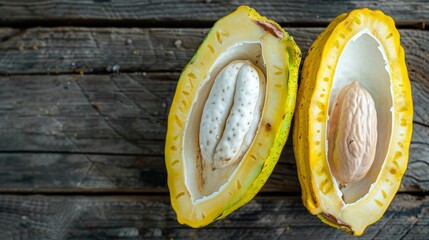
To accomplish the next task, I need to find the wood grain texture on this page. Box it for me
[0,73,176,154]
[0,67,427,192]
[0,0,427,26]
[0,147,424,193]
[0,27,319,74]
[0,27,210,74]
[0,154,168,192]
[0,28,427,74]
[405,30,429,191]
[0,152,299,193]
[0,194,426,240]
[0,2,426,239]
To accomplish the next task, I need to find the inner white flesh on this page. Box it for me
[183,42,266,203]
[200,61,263,169]
[327,30,393,204]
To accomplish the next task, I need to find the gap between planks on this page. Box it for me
[0,19,426,30]
[0,190,424,197]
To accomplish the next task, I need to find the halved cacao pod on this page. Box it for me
[165,6,301,227]
[293,8,413,236]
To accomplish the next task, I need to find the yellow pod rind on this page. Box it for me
[166,6,301,228]
[293,8,413,236]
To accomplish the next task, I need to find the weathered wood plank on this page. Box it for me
[0,0,427,26]
[0,28,427,74]
[0,140,425,193]
[0,73,177,154]
[0,56,426,155]
[0,194,426,239]
[1,72,294,154]
[0,66,427,192]
[0,151,299,193]
[405,43,429,192]
[0,27,210,74]
[0,154,168,192]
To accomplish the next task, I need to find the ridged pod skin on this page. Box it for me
[165,6,301,227]
[293,9,413,236]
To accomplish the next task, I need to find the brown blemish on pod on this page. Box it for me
[321,213,353,231]
[254,20,284,38]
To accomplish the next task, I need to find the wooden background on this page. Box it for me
[0,1,428,239]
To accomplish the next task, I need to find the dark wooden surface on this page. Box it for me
[0,194,428,240]
[0,1,427,27]
[0,1,428,239]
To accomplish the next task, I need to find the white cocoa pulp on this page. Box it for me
[199,60,265,169]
